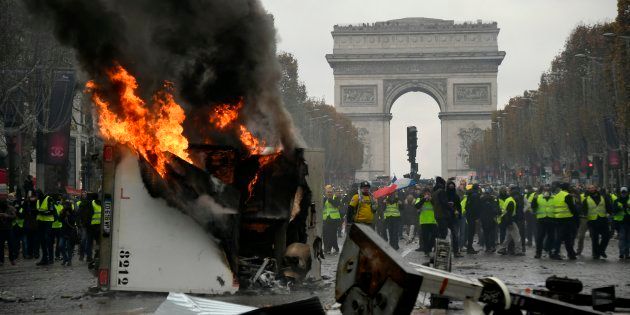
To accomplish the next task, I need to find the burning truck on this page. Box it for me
[25,0,323,294]
[86,64,324,294]
[97,142,324,294]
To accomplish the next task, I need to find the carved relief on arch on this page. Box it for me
[383,78,447,112]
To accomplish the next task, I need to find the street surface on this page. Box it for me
[1,234,629,314]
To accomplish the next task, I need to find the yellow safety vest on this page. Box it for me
[13,208,24,228]
[419,200,437,225]
[349,194,374,224]
[552,190,573,219]
[461,196,467,215]
[323,197,341,220]
[612,194,625,222]
[498,197,516,223]
[535,194,554,219]
[384,202,400,218]
[91,200,102,225]
[52,204,63,229]
[585,196,607,221]
[527,193,536,204]
[613,197,629,221]
[36,196,54,222]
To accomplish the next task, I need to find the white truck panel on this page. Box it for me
[109,151,237,294]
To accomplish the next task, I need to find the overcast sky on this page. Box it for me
[260,0,617,178]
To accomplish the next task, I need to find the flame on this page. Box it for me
[209,101,268,156]
[209,100,281,198]
[246,153,281,198]
[209,100,243,129]
[85,63,191,177]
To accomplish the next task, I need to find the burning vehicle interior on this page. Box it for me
[19,0,324,291]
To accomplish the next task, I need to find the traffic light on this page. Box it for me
[406,126,418,164]
[587,161,594,178]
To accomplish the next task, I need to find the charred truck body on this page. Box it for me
[97,145,323,294]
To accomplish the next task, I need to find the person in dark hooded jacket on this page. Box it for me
[465,184,482,254]
[431,177,462,257]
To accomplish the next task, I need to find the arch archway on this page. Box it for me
[327,17,505,179]
[389,92,441,178]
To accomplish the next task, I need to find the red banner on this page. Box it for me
[608,150,620,168]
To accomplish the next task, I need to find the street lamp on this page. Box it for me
[603,32,630,50]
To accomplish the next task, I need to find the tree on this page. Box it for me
[0,0,81,193]
[468,20,627,187]
[278,52,363,184]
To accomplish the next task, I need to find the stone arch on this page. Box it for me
[326,17,505,180]
[383,79,447,113]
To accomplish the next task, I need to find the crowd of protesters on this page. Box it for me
[323,177,630,261]
[0,178,102,267]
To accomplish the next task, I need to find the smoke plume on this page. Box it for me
[25,0,299,151]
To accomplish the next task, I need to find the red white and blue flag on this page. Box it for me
[373,178,416,199]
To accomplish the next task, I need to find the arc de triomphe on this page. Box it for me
[326,18,505,180]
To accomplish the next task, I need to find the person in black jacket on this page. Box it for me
[59,201,78,266]
[479,187,499,252]
[465,184,482,254]
[432,178,462,257]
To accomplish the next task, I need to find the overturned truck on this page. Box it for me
[96,144,324,294]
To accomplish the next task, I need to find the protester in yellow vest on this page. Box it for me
[415,188,437,256]
[36,191,55,265]
[52,196,64,261]
[12,199,27,260]
[85,194,102,263]
[582,185,610,260]
[531,185,554,258]
[550,183,577,260]
[322,185,341,254]
[496,186,524,256]
[383,194,401,250]
[348,181,375,225]
[614,187,629,259]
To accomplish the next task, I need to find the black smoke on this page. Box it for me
[25,0,298,151]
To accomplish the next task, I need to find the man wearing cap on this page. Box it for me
[347,181,376,227]
[614,187,629,259]
[322,185,341,254]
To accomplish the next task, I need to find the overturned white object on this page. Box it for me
[107,151,236,294]
[154,292,256,315]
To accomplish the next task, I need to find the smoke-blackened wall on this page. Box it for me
[25,0,298,151]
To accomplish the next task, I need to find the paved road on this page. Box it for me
[1,233,629,314]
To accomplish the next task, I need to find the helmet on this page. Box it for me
[360,181,371,188]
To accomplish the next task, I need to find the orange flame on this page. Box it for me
[85,63,191,177]
[208,100,282,198]
[209,100,243,129]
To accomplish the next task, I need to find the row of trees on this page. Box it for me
[469,1,629,188]
[278,53,363,185]
[0,0,101,193]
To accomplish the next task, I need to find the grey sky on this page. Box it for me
[261,0,617,178]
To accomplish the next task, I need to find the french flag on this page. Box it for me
[373,178,416,199]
